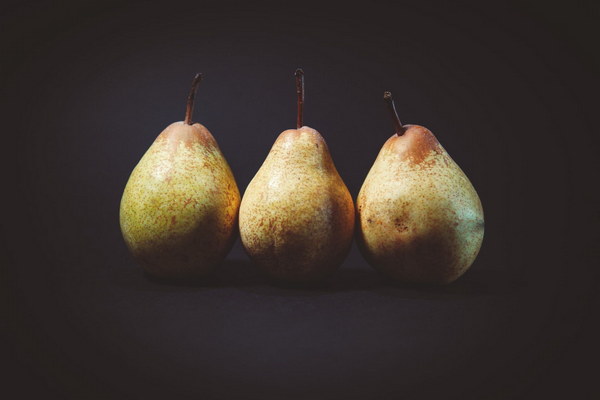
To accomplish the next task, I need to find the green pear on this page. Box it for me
[120,73,240,279]
[356,92,484,284]
[239,69,354,283]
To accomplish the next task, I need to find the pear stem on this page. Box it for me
[295,68,304,128]
[184,73,203,125]
[384,91,406,135]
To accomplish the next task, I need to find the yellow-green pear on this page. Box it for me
[239,69,354,283]
[120,73,240,279]
[356,92,484,284]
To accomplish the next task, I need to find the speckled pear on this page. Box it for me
[356,92,484,284]
[120,74,240,279]
[239,69,354,283]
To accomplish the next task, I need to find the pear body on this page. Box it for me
[239,127,355,283]
[120,122,240,279]
[357,125,484,284]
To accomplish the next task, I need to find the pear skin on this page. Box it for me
[357,122,484,284]
[120,74,240,279]
[239,126,355,283]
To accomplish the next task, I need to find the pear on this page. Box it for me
[120,73,240,279]
[239,69,354,283]
[356,92,484,284]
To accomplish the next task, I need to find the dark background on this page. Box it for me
[2,1,599,398]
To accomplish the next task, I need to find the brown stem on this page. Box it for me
[184,73,203,125]
[383,91,406,135]
[295,68,304,128]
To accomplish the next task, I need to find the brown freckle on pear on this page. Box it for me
[356,91,484,284]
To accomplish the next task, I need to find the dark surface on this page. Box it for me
[2,1,599,399]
